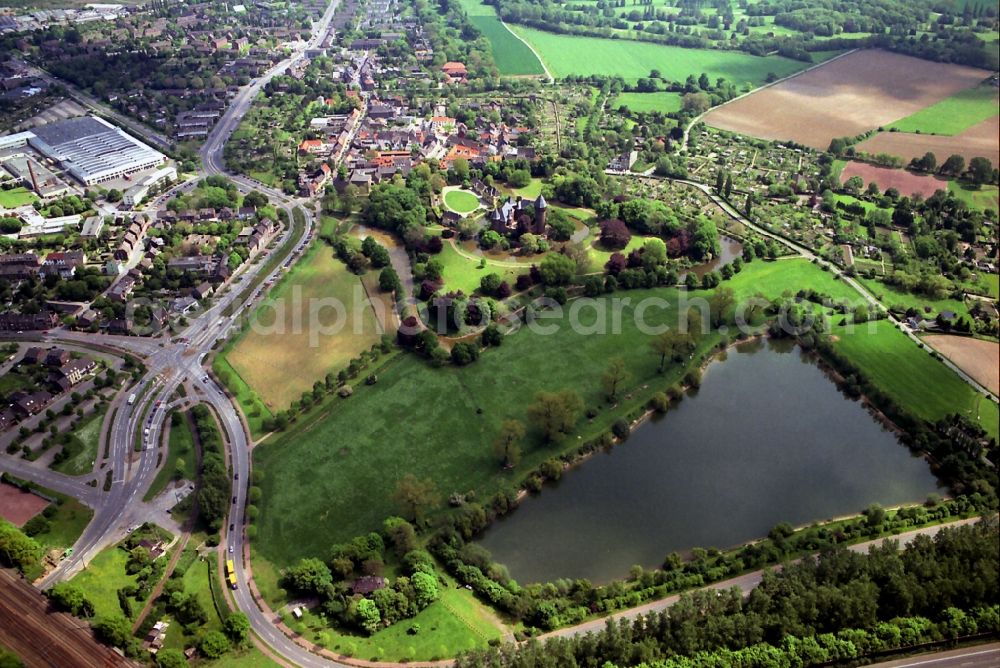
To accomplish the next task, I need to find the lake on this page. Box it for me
[478,339,940,584]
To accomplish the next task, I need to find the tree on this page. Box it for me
[48,582,94,617]
[106,189,122,203]
[527,390,583,442]
[967,157,993,185]
[155,649,187,668]
[378,267,400,294]
[681,92,710,114]
[199,630,231,659]
[941,154,965,176]
[411,571,440,608]
[392,474,440,522]
[481,323,503,347]
[599,219,631,249]
[601,356,630,401]
[92,615,132,649]
[285,558,332,593]
[383,517,418,556]
[451,157,470,182]
[509,169,531,188]
[222,612,251,645]
[538,253,576,285]
[480,273,502,295]
[649,330,691,373]
[491,419,525,468]
[0,519,41,572]
[723,174,733,200]
[352,597,381,634]
[708,286,735,327]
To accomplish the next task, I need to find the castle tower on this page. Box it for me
[533,194,547,234]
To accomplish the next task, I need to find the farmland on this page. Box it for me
[831,320,998,439]
[222,242,382,411]
[839,161,951,199]
[456,0,545,76]
[506,25,809,85]
[923,334,999,396]
[887,85,999,136]
[612,92,683,114]
[703,50,991,150]
[856,116,1000,168]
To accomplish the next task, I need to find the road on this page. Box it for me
[866,643,1000,668]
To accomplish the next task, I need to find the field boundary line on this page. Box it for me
[502,21,553,83]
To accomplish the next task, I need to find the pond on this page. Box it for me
[477,339,940,584]
[689,234,744,278]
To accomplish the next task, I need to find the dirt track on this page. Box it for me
[856,116,1000,168]
[923,335,999,395]
[703,50,991,149]
[0,568,135,668]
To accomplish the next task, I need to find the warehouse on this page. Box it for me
[27,115,166,186]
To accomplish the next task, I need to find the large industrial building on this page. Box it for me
[7,115,167,187]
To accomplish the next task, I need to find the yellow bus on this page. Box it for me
[225,559,237,590]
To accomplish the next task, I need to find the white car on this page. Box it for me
[229,545,234,554]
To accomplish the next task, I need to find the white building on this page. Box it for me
[123,165,176,207]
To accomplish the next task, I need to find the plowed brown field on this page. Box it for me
[856,116,999,168]
[703,50,991,149]
[840,161,951,198]
[923,334,999,395]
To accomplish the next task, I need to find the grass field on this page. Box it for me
[888,85,999,136]
[457,0,545,76]
[144,410,197,502]
[284,586,502,661]
[0,187,38,208]
[32,498,92,554]
[223,243,382,411]
[948,181,999,212]
[858,277,972,321]
[69,545,139,619]
[507,25,807,84]
[51,409,105,476]
[443,189,481,214]
[831,319,999,439]
[612,92,683,114]
[437,241,531,294]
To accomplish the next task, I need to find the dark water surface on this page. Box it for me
[478,340,940,584]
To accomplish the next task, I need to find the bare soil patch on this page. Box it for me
[923,334,999,395]
[0,482,49,527]
[703,50,991,149]
[856,116,999,168]
[840,161,950,198]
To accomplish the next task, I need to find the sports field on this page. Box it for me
[832,320,998,439]
[887,85,999,136]
[612,92,683,114]
[704,50,992,149]
[443,189,481,214]
[224,243,382,411]
[507,25,808,84]
[456,0,545,76]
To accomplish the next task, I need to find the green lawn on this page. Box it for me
[144,410,197,502]
[436,241,532,295]
[508,25,809,84]
[456,0,545,76]
[32,498,93,554]
[52,409,105,476]
[858,277,972,321]
[612,92,683,114]
[444,189,481,214]
[888,85,999,136]
[69,545,139,620]
[284,586,502,661]
[0,187,38,208]
[830,194,891,215]
[948,181,999,213]
[832,319,998,439]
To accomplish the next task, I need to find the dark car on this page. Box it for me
[232,496,237,503]
[229,523,235,531]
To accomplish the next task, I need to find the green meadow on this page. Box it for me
[456,0,545,76]
[888,85,999,136]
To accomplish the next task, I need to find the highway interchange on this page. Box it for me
[0,1,995,665]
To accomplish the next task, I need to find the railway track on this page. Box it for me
[0,569,135,668]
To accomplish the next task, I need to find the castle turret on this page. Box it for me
[533,194,547,234]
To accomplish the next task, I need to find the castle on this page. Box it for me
[488,194,547,237]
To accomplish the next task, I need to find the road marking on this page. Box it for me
[887,648,1000,667]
